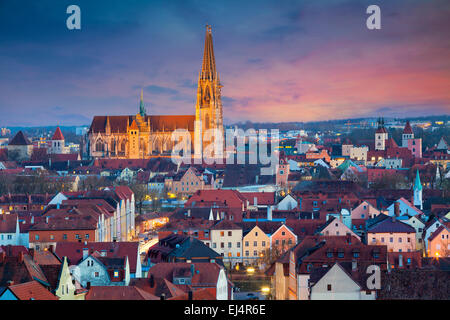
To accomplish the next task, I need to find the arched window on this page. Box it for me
[204,86,211,103]
[96,139,104,152]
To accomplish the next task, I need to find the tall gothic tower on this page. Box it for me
[194,25,224,159]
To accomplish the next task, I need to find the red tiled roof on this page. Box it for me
[297,236,387,273]
[32,250,61,266]
[211,219,242,230]
[185,189,246,209]
[130,277,187,299]
[386,138,398,149]
[8,131,31,146]
[129,119,139,130]
[30,215,97,231]
[52,127,64,140]
[85,286,158,300]
[89,115,195,134]
[0,245,28,257]
[403,121,413,134]
[285,219,326,239]
[0,251,49,287]
[147,262,223,289]
[6,280,58,300]
[0,214,17,233]
[241,192,276,206]
[368,216,416,233]
[375,127,387,134]
[55,241,139,273]
[168,287,216,300]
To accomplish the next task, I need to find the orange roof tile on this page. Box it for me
[6,280,58,300]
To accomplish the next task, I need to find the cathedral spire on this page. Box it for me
[200,25,217,81]
[139,88,146,117]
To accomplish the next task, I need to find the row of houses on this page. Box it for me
[0,186,136,248]
[0,237,232,300]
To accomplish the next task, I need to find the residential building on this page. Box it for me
[210,220,243,266]
[367,216,416,252]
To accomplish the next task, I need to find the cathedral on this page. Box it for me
[87,25,224,159]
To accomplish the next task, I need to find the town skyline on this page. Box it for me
[1,0,450,127]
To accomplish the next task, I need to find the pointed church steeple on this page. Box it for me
[413,169,423,210]
[194,25,224,160]
[139,89,146,117]
[414,169,422,191]
[201,25,217,81]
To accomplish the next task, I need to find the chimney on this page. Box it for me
[82,248,89,260]
[18,251,24,264]
[7,280,14,286]
[398,254,403,268]
[188,290,193,300]
[267,206,273,221]
[394,201,400,217]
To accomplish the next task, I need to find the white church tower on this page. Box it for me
[402,121,414,147]
[50,127,65,154]
[375,118,388,151]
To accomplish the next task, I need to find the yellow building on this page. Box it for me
[243,225,272,266]
[55,257,86,300]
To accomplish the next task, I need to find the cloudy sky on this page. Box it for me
[0,0,449,126]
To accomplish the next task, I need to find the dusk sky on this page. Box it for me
[0,0,449,127]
